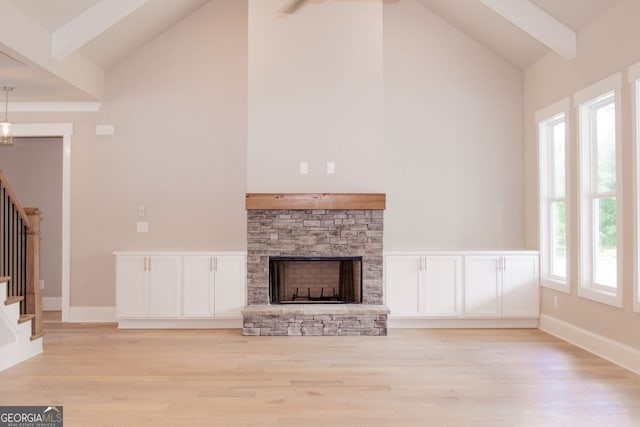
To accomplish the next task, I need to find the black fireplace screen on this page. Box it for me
[269,256,362,304]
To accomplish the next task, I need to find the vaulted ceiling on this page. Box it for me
[0,0,622,103]
[416,0,619,69]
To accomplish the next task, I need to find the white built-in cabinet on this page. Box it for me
[182,255,245,318]
[500,255,540,317]
[464,254,539,318]
[385,252,539,321]
[464,255,502,317]
[385,255,462,317]
[115,252,246,327]
[115,255,181,318]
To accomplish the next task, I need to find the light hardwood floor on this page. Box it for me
[1,315,639,427]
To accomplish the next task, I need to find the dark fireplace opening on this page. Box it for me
[269,256,363,304]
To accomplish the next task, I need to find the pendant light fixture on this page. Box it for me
[1,86,14,146]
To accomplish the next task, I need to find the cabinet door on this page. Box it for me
[147,256,181,317]
[502,255,539,317]
[214,256,246,318]
[385,256,422,317]
[464,256,501,317]
[116,256,147,317]
[183,256,214,318]
[424,256,462,317]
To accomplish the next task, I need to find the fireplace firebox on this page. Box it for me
[269,256,362,304]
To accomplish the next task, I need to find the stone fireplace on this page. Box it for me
[242,193,389,336]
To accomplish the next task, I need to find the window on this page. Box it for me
[630,62,640,314]
[575,73,623,307]
[537,99,570,293]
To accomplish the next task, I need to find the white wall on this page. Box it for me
[247,0,385,192]
[247,0,525,248]
[524,0,640,349]
[13,0,249,307]
[383,0,524,250]
[6,0,528,310]
[73,0,248,307]
[0,138,63,300]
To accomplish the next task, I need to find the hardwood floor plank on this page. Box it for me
[0,323,639,426]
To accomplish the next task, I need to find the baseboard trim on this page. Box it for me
[67,306,116,323]
[43,297,62,311]
[117,318,242,329]
[539,314,640,375]
[0,342,19,372]
[389,318,539,329]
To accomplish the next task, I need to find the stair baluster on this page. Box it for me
[0,170,42,339]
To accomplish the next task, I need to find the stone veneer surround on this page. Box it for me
[246,209,383,305]
[244,206,388,336]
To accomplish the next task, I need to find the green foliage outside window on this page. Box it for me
[553,200,566,252]
[599,197,617,249]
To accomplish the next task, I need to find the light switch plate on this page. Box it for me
[299,162,309,174]
[96,124,115,136]
[137,222,148,233]
[326,162,336,174]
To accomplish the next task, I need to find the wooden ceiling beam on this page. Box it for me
[480,0,576,59]
[0,0,104,99]
[51,0,150,60]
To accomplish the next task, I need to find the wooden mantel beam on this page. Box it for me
[246,193,386,210]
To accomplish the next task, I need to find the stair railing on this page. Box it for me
[0,169,42,338]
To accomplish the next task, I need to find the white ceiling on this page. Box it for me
[0,0,208,102]
[0,0,623,103]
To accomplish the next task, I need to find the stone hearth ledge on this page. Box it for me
[242,304,389,316]
[242,305,390,336]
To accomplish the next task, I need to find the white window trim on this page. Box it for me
[537,98,570,293]
[629,62,640,314]
[574,73,623,308]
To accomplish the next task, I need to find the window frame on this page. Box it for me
[629,62,640,314]
[537,98,570,293]
[574,73,623,308]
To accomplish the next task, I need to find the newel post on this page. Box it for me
[25,208,43,338]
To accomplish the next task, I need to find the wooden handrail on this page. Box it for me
[0,169,42,339]
[25,208,42,338]
[0,169,31,229]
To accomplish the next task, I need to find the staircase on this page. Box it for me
[1,169,44,372]
[0,277,42,371]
